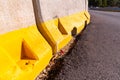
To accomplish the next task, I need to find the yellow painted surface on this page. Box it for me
[39,19,72,54]
[38,11,90,54]
[0,47,21,80]
[59,11,86,35]
[79,11,91,24]
[0,11,90,80]
[0,25,52,80]
[84,11,91,24]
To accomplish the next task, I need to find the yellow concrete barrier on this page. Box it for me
[36,11,90,54]
[0,0,90,79]
[33,0,90,54]
[39,19,72,54]
[0,25,52,80]
[84,11,91,24]
[59,11,86,35]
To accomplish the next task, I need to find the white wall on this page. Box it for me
[0,0,36,34]
[0,0,88,34]
[39,0,87,21]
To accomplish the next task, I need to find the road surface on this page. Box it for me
[47,10,120,80]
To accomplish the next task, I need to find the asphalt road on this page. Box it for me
[90,7,120,12]
[47,10,120,80]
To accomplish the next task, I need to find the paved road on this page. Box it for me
[47,10,120,80]
[91,7,120,12]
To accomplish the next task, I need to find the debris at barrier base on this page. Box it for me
[35,38,75,80]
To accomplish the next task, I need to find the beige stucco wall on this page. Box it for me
[0,0,36,34]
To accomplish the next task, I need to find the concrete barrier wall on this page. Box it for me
[86,0,88,10]
[0,0,89,34]
[0,0,90,79]
[0,0,35,34]
[32,0,89,53]
[0,0,53,80]
[0,0,88,34]
[38,0,87,22]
